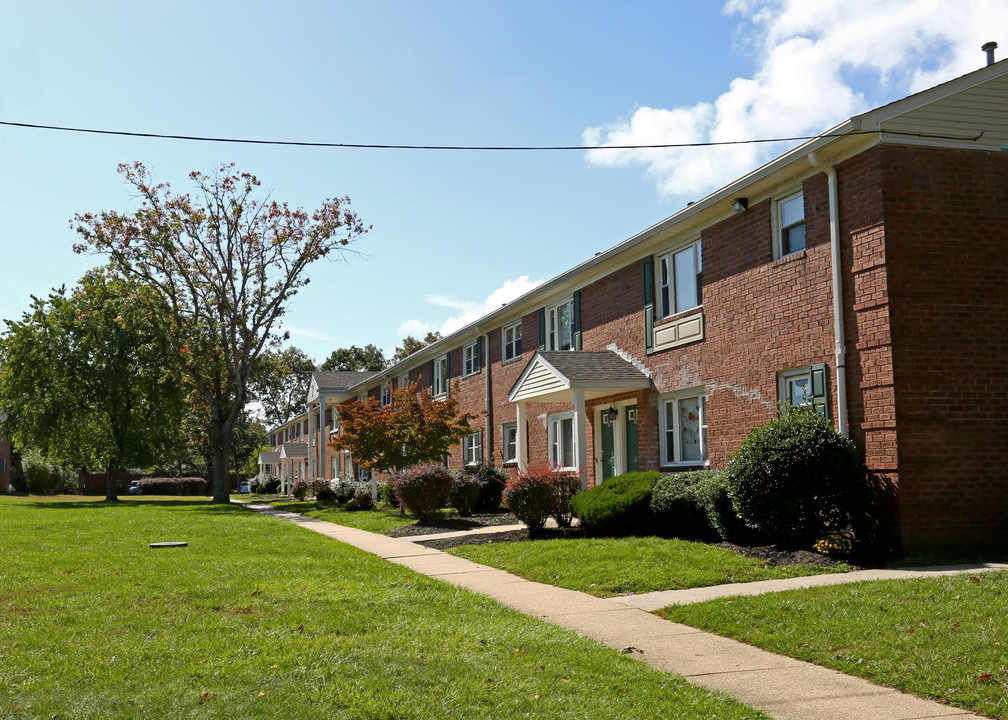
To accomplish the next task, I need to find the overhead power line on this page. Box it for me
[0,120,984,150]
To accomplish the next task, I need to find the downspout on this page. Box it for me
[808,151,849,436]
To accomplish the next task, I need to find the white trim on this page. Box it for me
[433,355,448,397]
[656,239,702,319]
[463,429,483,466]
[502,321,522,362]
[659,389,708,467]
[774,190,806,259]
[593,398,638,481]
[502,422,518,464]
[546,296,575,351]
[462,340,479,377]
[548,411,578,471]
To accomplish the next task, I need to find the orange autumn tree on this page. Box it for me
[331,381,474,475]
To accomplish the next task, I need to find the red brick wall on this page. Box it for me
[881,144,1008,549]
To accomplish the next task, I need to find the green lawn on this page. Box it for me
[258,498,415,534]
[445,536,846,597]
[0,496,768,720]
[661,572,1008,718]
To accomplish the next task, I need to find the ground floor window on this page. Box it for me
[502,422,517,463]
[548,412,576,470]
[660,391,707,465]
[463,430,483,466]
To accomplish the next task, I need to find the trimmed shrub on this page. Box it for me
[461,461,507,512]
[254,474,280,494]
[569,471,661,536]
[309,478,336,504]
[724,404,865,544]
[346,490,375,511]
[137,477,208,495]
[291,478,310,501]
[549,471,581,528]
[689,470,756,543]
[502,473,554,535]
[449,470,482,516]
[650,471,714,540]
[393,464,452,521]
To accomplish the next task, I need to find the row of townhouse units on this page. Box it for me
[267,59,1008,551]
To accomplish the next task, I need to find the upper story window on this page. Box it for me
[463,339,481,377]
[433,355,448,397]
[548,298,575,351]
[777,192,806,257]
[503,322,522,361]
[657,240,702,319]
[660,390,707,466]
[778,363,828,418]
[380,383,392,407]
[329,409,339,433]
[397,372,410,391]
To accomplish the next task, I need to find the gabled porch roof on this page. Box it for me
[508,350,652,404]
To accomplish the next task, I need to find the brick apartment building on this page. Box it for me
[269,59,1008,551]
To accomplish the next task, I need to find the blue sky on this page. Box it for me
[2,0,1005,364]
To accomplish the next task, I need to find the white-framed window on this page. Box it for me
[331,456,339,480]
[357,463,371,481]
[657,240,702,318]
[329,408,339,433]
[344,454,352,479]
[463,340,480,377]
[380,382,392,407]
[548,298,575,351]
[463,430,483,466]
[777,192,806,257]
[660,391,707,466]
[548,412,577,470]
[502,422,518,463]
[503,322,522,361]
[779,367,812,408]
[397,372,410,391]
[433,355,448,397]
[357,393,367,403]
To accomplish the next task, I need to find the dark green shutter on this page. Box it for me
[538,308,546,350]
[810,363,829,419]
[643,257,654,354]
[478,429,484,463]
[572,290,582,351]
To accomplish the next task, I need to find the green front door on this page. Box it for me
[625,405,639,472]
[600,410,616,481]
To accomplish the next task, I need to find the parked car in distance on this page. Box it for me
[129,480,140,495]
[239,481,249,494]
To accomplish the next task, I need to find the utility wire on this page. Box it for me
[0,119,985,150]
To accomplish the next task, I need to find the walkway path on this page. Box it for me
[243,503,1005,720]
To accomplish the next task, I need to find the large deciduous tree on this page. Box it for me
[74,162,368,502]
[0,270,186,500]
[319,343,386,372]
[249,346,317,427]
[331,382,473,475]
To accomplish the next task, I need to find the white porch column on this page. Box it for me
[307,404,316,478]
[573,388,588,491]
[319,394,328,480]
[516,401,528,474]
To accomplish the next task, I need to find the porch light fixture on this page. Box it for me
[732,197,748,214]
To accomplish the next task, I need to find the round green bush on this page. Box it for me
[724,405,865,543]
[502,473,554,534]
[449,471,482,517]
[650,471,714,539]
[569,470,660,536]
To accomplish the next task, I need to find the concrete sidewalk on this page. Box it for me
[243,503,996,720]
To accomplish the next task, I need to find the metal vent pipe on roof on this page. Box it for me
[983,41,998,66]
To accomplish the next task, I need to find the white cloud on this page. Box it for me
[400,275,545,340]
[584,0,1008,200]
[276,323,336,342]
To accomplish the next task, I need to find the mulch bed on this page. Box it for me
[405,519,856,568]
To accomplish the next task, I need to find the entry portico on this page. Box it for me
[508,350,652,488]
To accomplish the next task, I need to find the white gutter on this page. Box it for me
[808,151,848,436]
